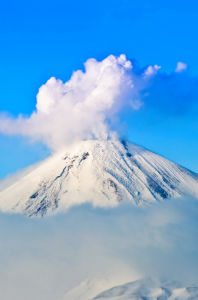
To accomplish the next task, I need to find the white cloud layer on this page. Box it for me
[0,198,198,299]
[0,54,157,151]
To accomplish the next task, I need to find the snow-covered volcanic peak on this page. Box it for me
[75,278,198,300]
[0,139,198,217]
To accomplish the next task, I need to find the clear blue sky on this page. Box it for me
[0,0,198,177]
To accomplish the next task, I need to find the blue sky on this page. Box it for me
[1,0,198,177]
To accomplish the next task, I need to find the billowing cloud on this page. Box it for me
[0,54,197,151]
[0,55,156,151]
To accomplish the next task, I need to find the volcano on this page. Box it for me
[0,139,198,217]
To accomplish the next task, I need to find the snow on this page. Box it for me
[62,272,138,300]
[0,139,198,217]
[63,277,198,300]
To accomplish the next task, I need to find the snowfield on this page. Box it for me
[0,139,198,217]
[64,277,198,300]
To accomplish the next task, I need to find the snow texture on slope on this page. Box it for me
[0,139,198,217]
[93,278,198,300]
[64,277,198,300]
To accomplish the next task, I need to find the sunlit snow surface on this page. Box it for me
[0,139,198,217]
[64,277,198,300]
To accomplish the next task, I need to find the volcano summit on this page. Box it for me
[0,139,198,217]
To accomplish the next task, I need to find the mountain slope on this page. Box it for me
[0,139,198,217]
[63,277,198,300]
[63,273,136,300]
[91,278,198,300]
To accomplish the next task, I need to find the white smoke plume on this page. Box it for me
[0,54,158,151]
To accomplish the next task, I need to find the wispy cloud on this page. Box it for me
[144,66,198,116]
[175,61,188,72]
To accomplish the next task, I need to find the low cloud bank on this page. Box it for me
[0,197,198,299]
